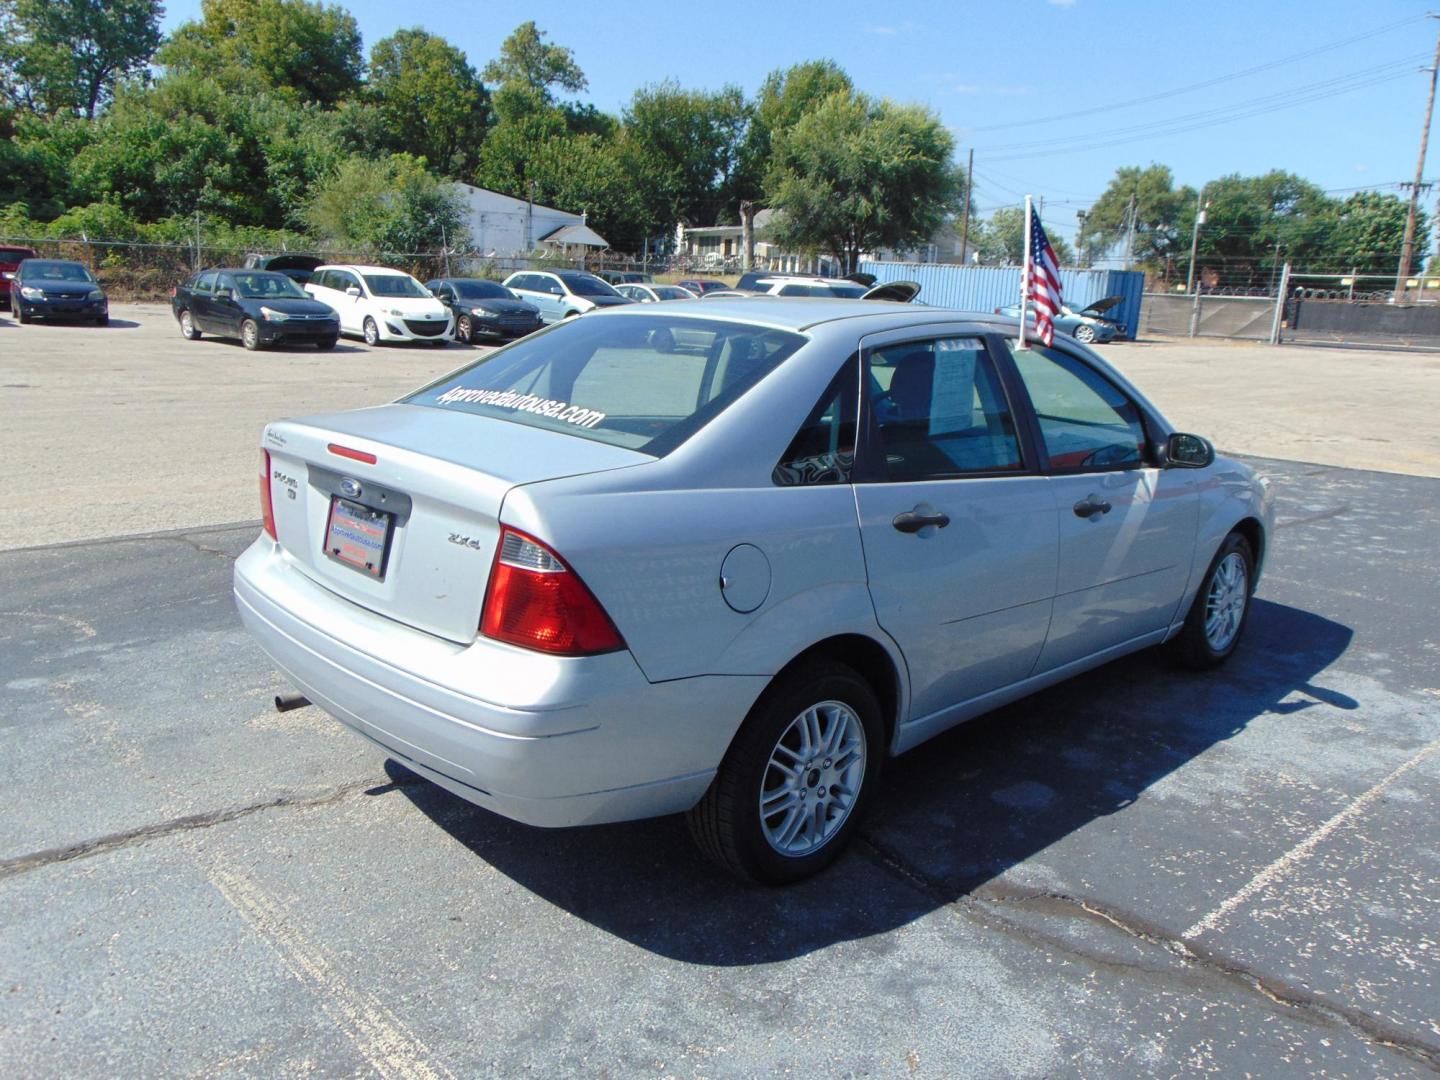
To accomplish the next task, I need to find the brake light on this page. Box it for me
[480,528,624,656]
[328,443,377,465]
[260,450,277,540]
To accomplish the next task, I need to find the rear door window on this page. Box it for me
[406,315,806,455]
[195,272,216,295]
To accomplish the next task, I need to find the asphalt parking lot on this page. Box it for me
[2,305,1438,1077]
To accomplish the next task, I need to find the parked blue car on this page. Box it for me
[10,259,108,325]
[993,296,1126,343]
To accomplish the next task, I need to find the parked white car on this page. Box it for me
[306,264,453,346]
[501,270,633,323]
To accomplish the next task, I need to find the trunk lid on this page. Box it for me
[263,404,650,643]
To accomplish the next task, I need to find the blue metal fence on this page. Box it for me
[857,261,1147,340]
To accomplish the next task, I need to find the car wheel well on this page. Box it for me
[772,635,900,751]
[1232,516,1265,575]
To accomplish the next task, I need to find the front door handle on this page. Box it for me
[1073,496,1113,518]
[892,510,951,533]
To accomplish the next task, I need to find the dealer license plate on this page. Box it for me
[324,497,392,579]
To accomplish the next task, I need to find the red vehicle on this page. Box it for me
[675,278,729,295]
[0,245,39,311]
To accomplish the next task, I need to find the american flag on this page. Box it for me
[1025,206,1063,347]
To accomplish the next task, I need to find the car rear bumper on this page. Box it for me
[233,538,764,826]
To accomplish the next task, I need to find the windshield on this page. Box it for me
[364,273,429,298]
[233,271,308,299]
[453,280,511,300]
[559,273,621,298]
[22,261,95,283]
[406,315,806,454]
[653,286,692,300]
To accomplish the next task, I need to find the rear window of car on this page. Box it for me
[0,247,37,262]
[405,315,806,455]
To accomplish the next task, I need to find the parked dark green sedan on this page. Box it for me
[172,269,340,350]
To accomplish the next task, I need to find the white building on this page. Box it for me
[450,183,608,257]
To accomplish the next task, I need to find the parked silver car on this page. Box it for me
[235,300,1272,883]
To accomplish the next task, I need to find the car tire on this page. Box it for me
[178,310,201,340]
[1073,324,1097,343]
[687,660,883,884]
[241,318,261,351]
[363,317,380,347]
[1165,531,1255,671]
[17,306,30,324]
[94,314,108,327]
[457,314,473,343]
[316,336,338,350]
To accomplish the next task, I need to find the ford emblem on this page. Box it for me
[340,477,362,498]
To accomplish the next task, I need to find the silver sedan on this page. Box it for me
[235,299,1273,884]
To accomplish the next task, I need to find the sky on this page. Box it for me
[161,0,1439,247]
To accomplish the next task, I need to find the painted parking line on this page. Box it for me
[1182,732,1440,941]
[210,868,456,1080]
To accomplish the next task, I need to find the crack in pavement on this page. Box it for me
[165,532,243,562]
[1275,505,1351,530]
[0,776,419,881]
[855,832,1440,1072]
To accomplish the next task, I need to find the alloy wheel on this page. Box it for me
[759,700,866,857]
[1204,552,1248,651]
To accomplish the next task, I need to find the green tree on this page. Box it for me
[764,90,962,273]
[1078,165,1191,269]
[367,28,489,179]
[975,206,1073,266]
[1195,171,1334,282]
[0,0,163,119]
[158,0,363,107]
[480,21,585,103]
[1325,190,1428,275]
[732,60,853,212]
[621,80,748,226]
[304,153,468,256]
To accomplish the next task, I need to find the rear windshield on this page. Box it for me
[558,272,620,297]
[405,315,806,455]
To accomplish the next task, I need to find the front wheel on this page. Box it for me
[1072,323,1097,343]
[17,306,30,324]
[178,310,201,340]
[240,318,261,351]
[315,336,338,351]
[363,317,380,346]
[456,314,473,343]
[1165,531,1255,670]
[687,661,883,884]
[94,314,108,327]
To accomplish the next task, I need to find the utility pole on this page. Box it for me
[1122,192,1137,270]
[958,148,974,266]
[1187,189,1207,337]
[1396,17,1440,302]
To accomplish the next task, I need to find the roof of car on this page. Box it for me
[314,264,413,275]
[599,297,1013,333]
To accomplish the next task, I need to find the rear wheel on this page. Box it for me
[240,318,261,351]
[178,310,201,340]
[1165,532,1255,670]
[687,661,883,884]
[363,317,380,346]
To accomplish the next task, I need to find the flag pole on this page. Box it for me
[1017,194,1032,351]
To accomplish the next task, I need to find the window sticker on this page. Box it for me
[434,386,607,429]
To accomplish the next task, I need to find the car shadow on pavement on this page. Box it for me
[390,598,1354,965]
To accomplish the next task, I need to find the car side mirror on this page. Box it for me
[1165,432,1214,468]
[345,286,361,298]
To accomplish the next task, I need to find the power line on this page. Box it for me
[964,13,1427,134]
[980,54,1426,156]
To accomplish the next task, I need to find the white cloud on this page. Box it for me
[864,21,922,35]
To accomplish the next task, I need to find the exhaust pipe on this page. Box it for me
[274,692,311,713]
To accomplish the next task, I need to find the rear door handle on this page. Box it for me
[1073,496,1112,518]
[892,510,951,533]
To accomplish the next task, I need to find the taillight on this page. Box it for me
[260,449,277,540]
[480,528,624,656]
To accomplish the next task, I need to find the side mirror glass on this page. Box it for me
[1165,432,1214,468]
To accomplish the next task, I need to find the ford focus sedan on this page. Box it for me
[235,300,1272,883]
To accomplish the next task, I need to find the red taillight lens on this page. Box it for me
[480,528,624,656]
[260,449,277,540]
